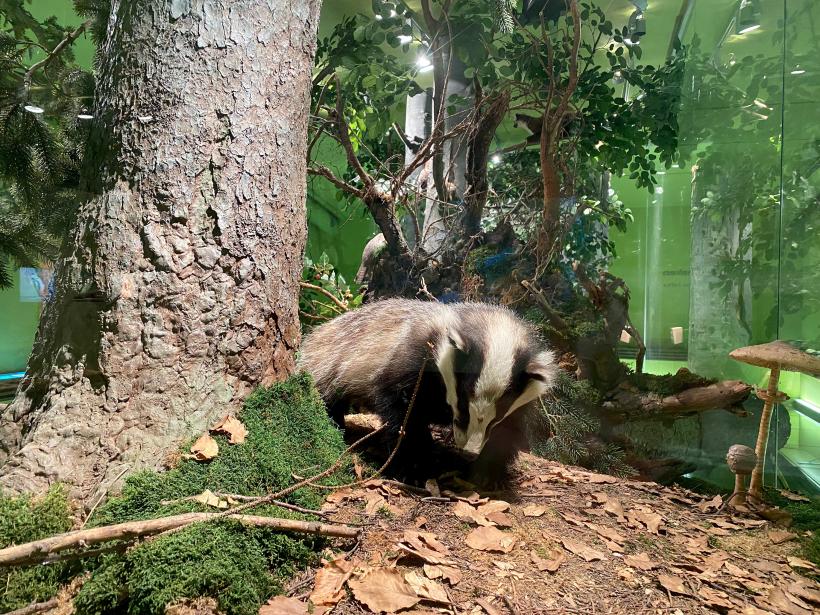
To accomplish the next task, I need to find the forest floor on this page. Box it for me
[267,454,819,615]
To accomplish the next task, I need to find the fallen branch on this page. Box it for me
[603,380,752,423]
[0,513,359,568]
[4,599,59,615]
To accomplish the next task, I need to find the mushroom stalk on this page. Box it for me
[748,366,780,500]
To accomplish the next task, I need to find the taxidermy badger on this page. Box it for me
[298,299,558,483]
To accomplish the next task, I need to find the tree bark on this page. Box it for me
[0,0,322,502]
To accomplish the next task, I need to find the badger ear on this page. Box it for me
[526,351,558,386]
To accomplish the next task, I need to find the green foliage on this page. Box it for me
[0,485,76,612]
[0,374,353,615]
[529,371,635,477]
[0,1,106,284]
[299,253,363,331]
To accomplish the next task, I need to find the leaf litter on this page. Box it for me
[279,453,819,615]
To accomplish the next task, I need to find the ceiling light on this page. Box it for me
[77,113,93,120]
[491,154,501,165]
[398,35,412,44]
[627,9,646,44]
[416,55,433,72]
[791,65,805,75]
[735,0,760,35]
[24,104,44,114]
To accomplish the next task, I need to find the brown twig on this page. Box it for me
[23,19,92,90]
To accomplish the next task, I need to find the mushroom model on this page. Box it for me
[729,341,820,502]
[726,444,757,506]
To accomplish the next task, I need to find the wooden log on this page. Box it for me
[0,512,360,568]
[602,380,752,423]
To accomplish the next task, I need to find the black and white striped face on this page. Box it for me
[436,323,557,455]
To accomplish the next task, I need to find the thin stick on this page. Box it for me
[0,513,359,568]
[159,494,327,517]
[82,465,129,528]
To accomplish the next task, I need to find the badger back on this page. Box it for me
[297,299,451,407]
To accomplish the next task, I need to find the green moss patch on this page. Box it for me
[5,374,352,615]
[0,485,76,612]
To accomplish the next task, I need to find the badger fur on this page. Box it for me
[298,299,558,483]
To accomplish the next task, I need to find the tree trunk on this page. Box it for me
[0,0,322,502]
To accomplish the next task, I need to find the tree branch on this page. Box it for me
[300,281,349,312]
[23,19,92,90]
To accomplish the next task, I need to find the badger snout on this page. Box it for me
[453,400,495,455]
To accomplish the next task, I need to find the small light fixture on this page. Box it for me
[791,65,805,75]
[613,70,624,84]
[735,0,760,35]
[77,113,93,120]
[24,104,44,114]
[416,55,433,73]
[398,34,412,44]
[626,9,646,45]
[491,154,501,165]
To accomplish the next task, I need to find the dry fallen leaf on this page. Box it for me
[477,500,511,515]
[523,504,546,517]
[604,497,625,520]
[453,501,493,526]
[623,552,657,571]
[626,508,664,534]
[698,586,734,610]
[788,556,819,572]
[309,555,356,614]
[485,511,513,527]
[465,526,516,553]
[560,537,605,562]
[767,529,797,544]
[658,574,690,596]
[531,548,565,573]
[588,523,625,545]
[423,564,462,586]
[403,530,449,555]
[404,571,449,603]
[559,511,586,527]
[697,494,722,513]
[210,415,247,444]
[364,492,388,515]
[787,581,820,606]
[188,434,218,461]
[349,567,420,614]
[260,596,308,614]
[758,587,814,615]
[192,489,228,509]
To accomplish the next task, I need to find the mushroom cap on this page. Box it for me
[729,341,820,377]
[726,444,757,474]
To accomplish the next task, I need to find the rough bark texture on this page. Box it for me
[0,0,321,502]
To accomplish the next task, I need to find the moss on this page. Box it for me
[0,485,76,612]
[627,369,716,397]
[73,373,352,615]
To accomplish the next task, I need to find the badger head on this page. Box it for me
[436,313,557,456]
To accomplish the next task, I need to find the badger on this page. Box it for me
[297,299,558,484]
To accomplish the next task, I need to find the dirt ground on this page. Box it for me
[273,454,819,615]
